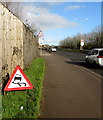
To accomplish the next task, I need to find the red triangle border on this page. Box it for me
[4,66,34,91]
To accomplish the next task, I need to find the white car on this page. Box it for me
[85,48,103,66]
[51,48,56,52]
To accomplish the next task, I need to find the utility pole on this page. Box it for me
[80,19,85,50]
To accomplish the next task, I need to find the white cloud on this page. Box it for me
[20,4,78,31]
[85,18,89,21]
[66,5,82,10]
[74,17,89,21]
[74,18,78,20]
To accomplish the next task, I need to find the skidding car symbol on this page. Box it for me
[12,74,26,87]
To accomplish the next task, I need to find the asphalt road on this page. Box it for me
[55,50,103,77]
[41,51,101,118]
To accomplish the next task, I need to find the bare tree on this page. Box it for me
[0,1,23,18]
[0,1,38,34]
[59,25,102,49]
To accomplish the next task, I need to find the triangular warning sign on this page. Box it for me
[37,31,44,36]
[4,66,34,91]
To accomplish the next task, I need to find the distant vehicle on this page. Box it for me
[85,48,103,66]
[51,48,57,52]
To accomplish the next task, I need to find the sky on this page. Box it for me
[20,2,101,45]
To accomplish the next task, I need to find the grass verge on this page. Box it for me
[2,57,45,118]
[60,48,89,54]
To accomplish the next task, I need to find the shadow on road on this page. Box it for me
[65,59,103,76]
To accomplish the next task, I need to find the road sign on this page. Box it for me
[80,39,84,46]
[4,66,34,91]
[37,31,44,37]
[38,37,44,45]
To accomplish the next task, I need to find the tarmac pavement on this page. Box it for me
[40,51,101,118]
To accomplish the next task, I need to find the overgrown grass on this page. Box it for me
[2,57,45,118]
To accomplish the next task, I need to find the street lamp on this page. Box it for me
[79,18,88,50]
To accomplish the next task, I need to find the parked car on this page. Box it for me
[51,47,57,52]
[85,48,103,66]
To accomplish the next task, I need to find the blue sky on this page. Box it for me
[21,2,101,45]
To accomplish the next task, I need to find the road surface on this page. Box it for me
[40,51,101,118]
[55,50,103,77]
